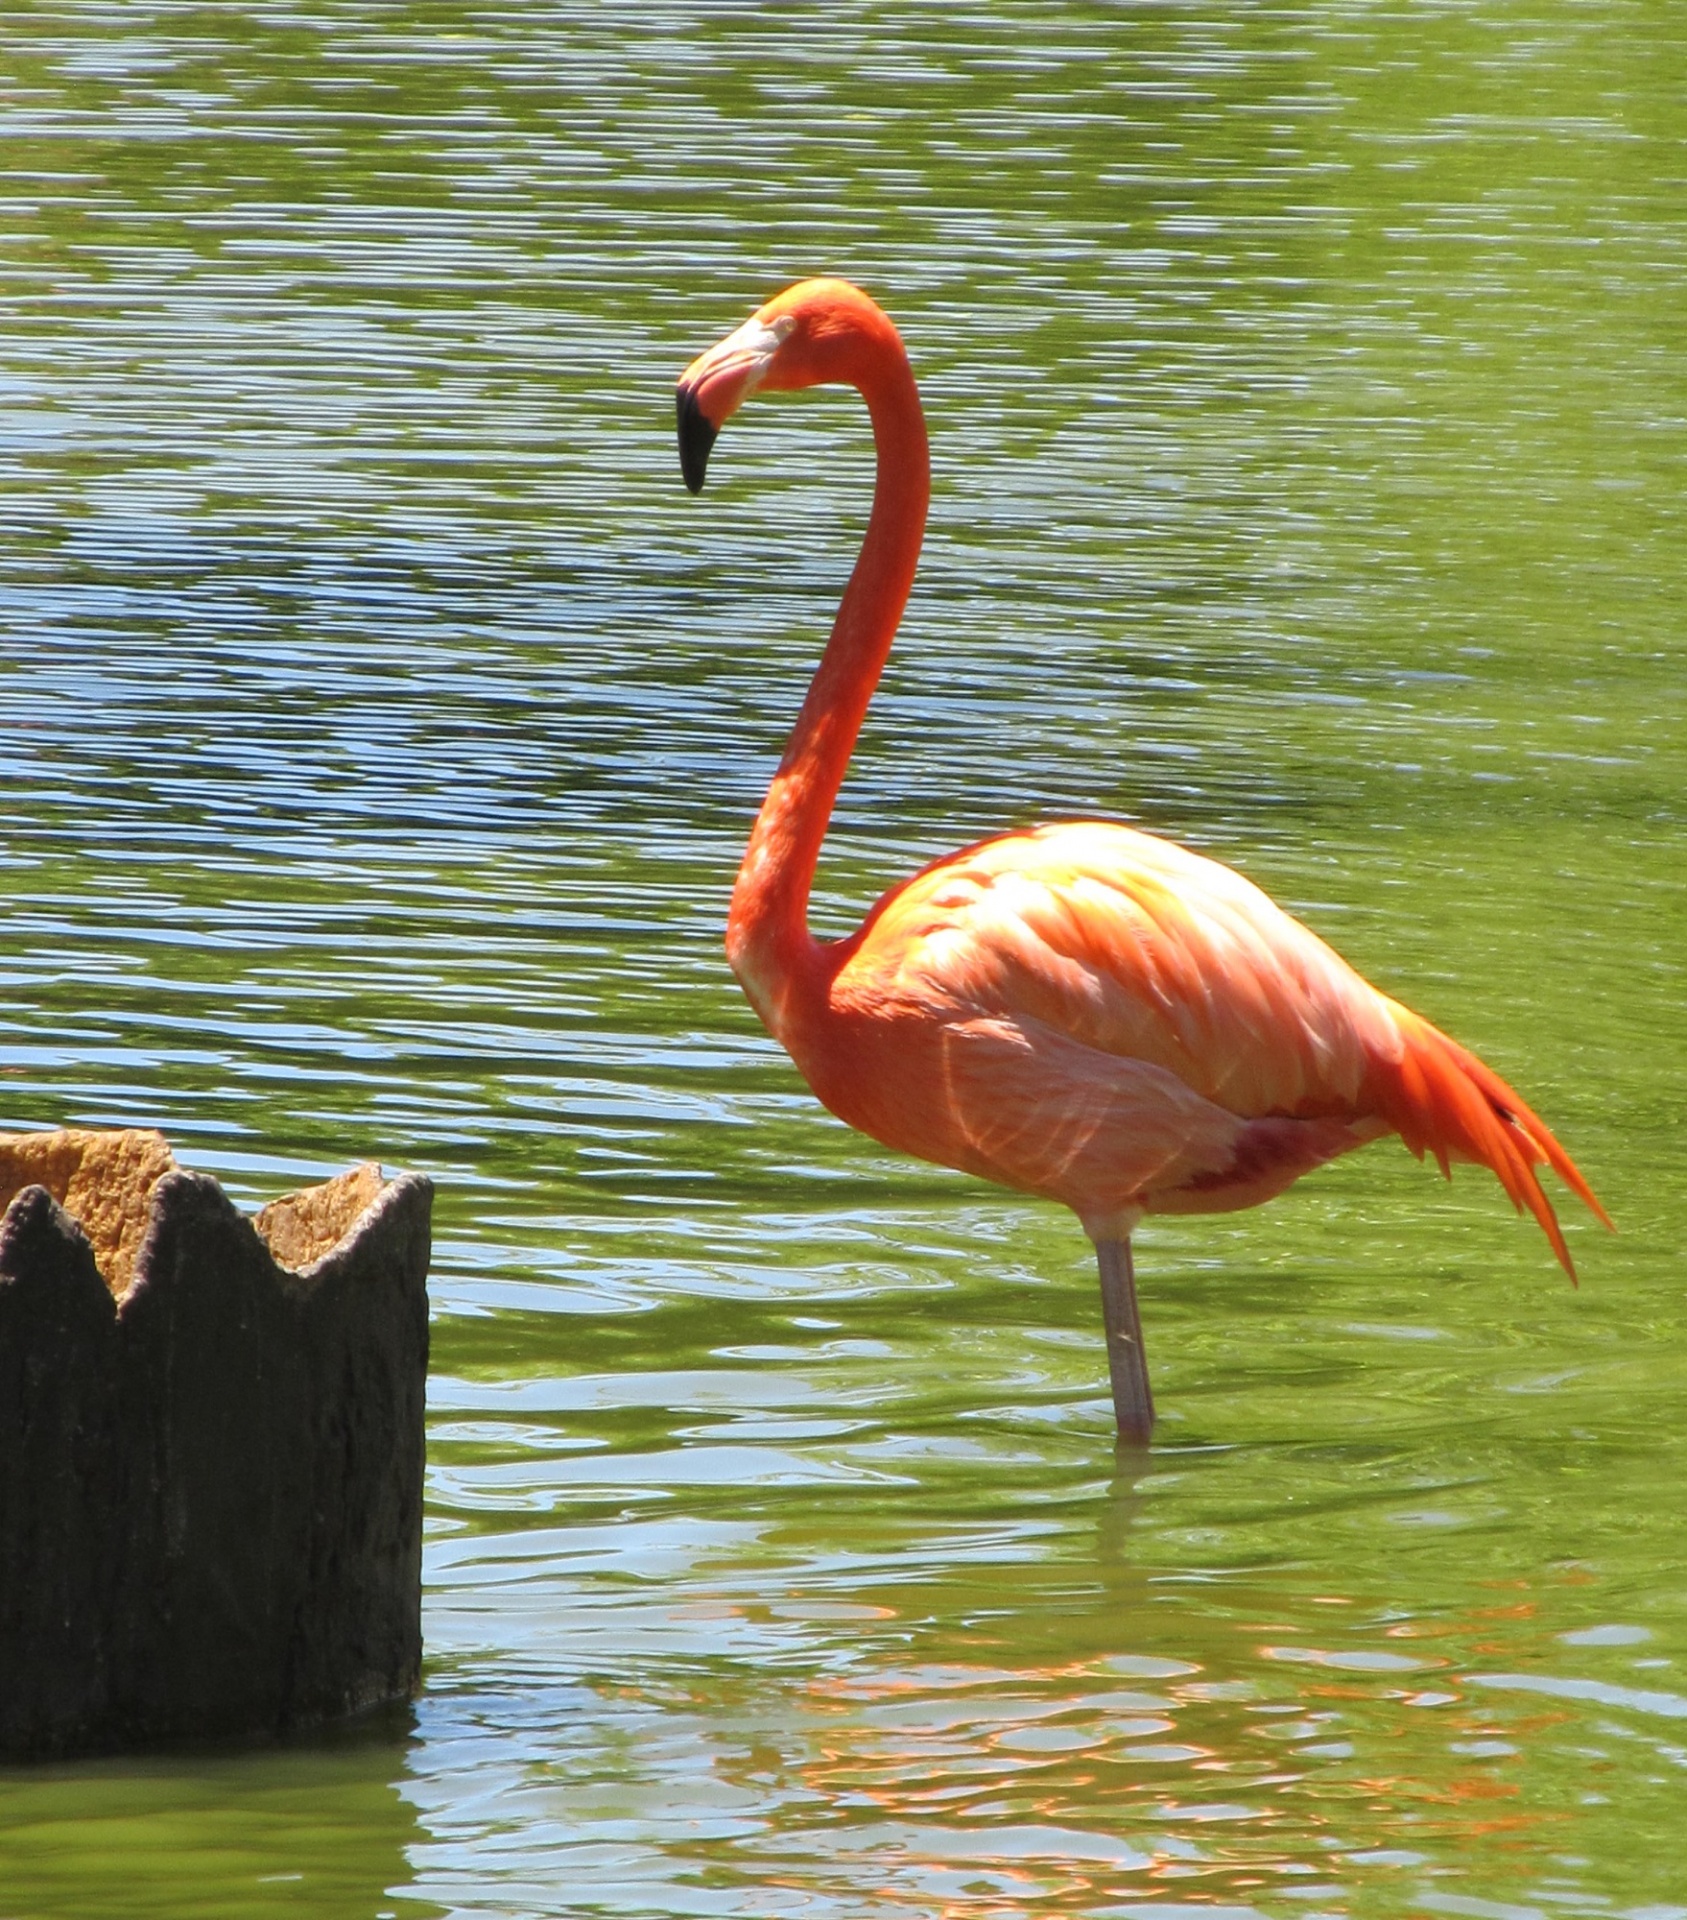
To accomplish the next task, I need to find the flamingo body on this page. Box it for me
[677,278,1607,1442]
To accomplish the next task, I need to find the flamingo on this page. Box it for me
[675,278,1608,1444]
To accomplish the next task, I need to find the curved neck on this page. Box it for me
[726,346,930,1037]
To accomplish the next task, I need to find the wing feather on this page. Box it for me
[850,820,1398,1119]
[823,818,1605,1266]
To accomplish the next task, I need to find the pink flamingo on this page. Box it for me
[676,278,1607,1443]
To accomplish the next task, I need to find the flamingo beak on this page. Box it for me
[675,311,794,494]
[676,387,718,496]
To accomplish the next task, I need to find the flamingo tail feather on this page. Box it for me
[1375,1007,1611,1281]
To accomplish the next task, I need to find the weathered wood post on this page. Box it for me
[0,1129,430,1759]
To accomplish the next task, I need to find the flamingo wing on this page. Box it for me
[842,821,1397,1114]
[821,821,1605,1266]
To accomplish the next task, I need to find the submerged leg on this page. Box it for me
[1096,1237,1154,1446]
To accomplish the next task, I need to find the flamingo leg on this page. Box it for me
[1096,1237,1154,1446]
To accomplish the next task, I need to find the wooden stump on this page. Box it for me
[0,1130,431,1759]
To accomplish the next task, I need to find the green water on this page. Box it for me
[1,2,1683,1914]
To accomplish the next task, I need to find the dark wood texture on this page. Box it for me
[0,1159,430,1759]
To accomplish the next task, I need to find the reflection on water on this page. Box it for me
[2,2,1684,1916]
[0,1720,440,1920]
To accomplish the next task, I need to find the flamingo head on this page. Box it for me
[676,278,906,493]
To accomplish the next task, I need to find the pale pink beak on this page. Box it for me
[675,312,793,493]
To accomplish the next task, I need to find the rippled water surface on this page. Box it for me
[2,3,1684,1914]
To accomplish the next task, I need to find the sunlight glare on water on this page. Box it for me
[1,3,1683,1916]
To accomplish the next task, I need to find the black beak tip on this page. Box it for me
[676,386,718,495]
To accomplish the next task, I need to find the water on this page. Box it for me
[1,2,1683,1914]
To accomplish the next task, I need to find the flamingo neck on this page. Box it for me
[726,346,930,1040]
